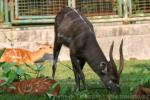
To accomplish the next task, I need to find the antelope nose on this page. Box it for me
[110,85,121,94]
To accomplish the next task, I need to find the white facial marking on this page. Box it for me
[116,84,119,88]
[102,67,107,73]
[109,80,112,85]
[100,62,107,74]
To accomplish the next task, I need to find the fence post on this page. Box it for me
[68,0,72,7]
[128,0,132,17]
[118,0,123,17]
[72,0,76,8]
[4,0,10,25]
[123,0,129,23]
[68,0,75,8]
[0,0,3,22]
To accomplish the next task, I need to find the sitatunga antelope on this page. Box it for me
[52,7,124,92]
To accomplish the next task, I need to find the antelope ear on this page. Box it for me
[36,41,53,47]
[43,42,50,45]
[35,42,43,46]
[42,42,53,47]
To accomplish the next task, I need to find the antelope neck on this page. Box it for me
[31,49,46,62]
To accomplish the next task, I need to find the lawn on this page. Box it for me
[0,60,150,100]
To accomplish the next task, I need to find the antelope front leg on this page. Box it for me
[70,54,86,91]
[73,67,80,91]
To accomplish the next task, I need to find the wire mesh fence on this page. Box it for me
[16,0,68,16]
[5,0,150,24]
[131,0,150,15]
[76,0,119,17]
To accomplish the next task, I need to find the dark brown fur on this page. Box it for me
[52,7,124,92]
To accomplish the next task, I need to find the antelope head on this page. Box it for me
[36,42,53,54]
[99,40,124,93]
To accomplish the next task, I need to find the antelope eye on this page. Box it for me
[112,79,116,83]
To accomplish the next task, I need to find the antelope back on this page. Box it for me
[0,42,53,64]
[0,48,32,63]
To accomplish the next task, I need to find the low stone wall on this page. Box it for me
[0,23,150,60]
[94,23,150,60]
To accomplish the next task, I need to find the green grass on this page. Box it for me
[0,60,150,100]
